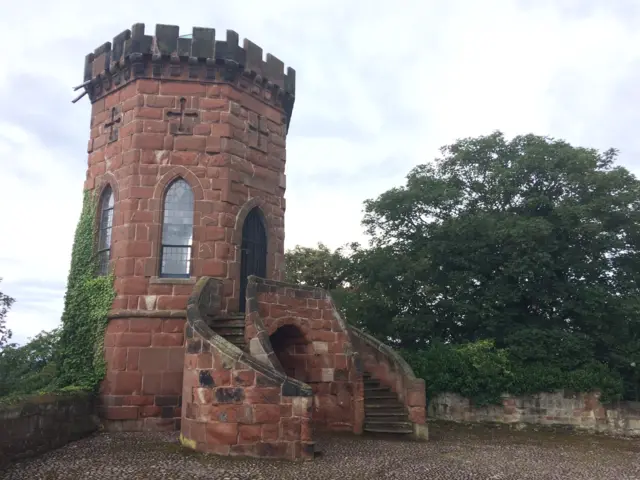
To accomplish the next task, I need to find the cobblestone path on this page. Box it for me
[2,422,639,479]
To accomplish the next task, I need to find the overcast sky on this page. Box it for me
[1,0,639,345]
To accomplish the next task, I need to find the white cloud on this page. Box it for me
[1,0,639,343]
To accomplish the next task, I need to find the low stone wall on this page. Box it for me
[429,391,640,437]
[0,391,99,467]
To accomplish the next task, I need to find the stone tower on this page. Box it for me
[82,23,295,430]
[79,23,426,460]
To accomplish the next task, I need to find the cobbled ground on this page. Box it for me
[2,421,640,479]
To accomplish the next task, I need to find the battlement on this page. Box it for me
[77,23,295,127]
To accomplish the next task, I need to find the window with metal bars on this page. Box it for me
[160,178,194,278]
[239,207,267,312]
[97,186,114,276]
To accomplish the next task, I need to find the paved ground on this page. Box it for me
[2,422,640,480]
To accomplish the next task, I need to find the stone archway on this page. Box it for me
[269,324,309,382]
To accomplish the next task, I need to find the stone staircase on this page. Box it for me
[363,372,413,434]
[207,314,246,350]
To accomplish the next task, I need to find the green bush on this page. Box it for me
[404,340,513,406]
[405,339,624,406]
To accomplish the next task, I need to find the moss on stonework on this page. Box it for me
[54,189,116,391]
[179,434,197,450]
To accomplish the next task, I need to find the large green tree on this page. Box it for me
[284,243,359,317]
[285,243,351,291]
[0,278,15,349]
[358,131,640,395]
[0,329,60,398]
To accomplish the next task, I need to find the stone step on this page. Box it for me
[365,411,409,420]
[364,402,406,411]
[365,419,413,428]
[365,411,407,419]
[364,386,392,394]
[220,334,245,346]
[365,417,410,424]
[363,425,413,435]
[214,318,246,328]
[364,392,398,400]
[214,327,245,337]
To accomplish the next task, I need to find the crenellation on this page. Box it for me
[84,53,95,82]
[284,66,295,95]
[214,30,243,65]
[191,27,215,58]
[80,23,295,131]
[111,29,131,69]
[177,37,191,57]
[153,24,180,56]
[243,39,265,78]
[128,23,153,57]
[92,42,111,78]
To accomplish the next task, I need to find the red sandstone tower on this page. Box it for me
[80,23,426,460]
[82,23,292,428]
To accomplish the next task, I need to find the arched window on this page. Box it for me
[97,186,114,276]
[160,178,194,278]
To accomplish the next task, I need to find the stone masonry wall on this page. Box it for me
[429,391,640,437]
[0,392,99,467]
[181,277,315,460]
[88,78,287,316]
[100,316,186,431]
[246,277,364,434]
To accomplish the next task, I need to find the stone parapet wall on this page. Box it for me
[348,327,428,439]
[0,392,99,467]
[181,277,315,460]
[247,276,364,434]
[429,391,640,437]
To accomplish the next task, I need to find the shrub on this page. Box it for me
[405,338,624,405]
[404,340,512,406]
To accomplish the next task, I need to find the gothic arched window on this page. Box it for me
[97,186,114,276]
[160,178,194,278]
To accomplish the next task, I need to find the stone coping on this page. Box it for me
[347,326,419,381]
[108,309,186,319]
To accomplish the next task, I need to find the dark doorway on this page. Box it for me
[269,324,308,381]
[239,207,267,312]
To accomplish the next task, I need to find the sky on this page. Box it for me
[1,0,639,345]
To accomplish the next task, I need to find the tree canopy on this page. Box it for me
[0,278,15,350]
[286,131,640,401]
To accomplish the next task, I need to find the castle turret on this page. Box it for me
[80,23,295,430]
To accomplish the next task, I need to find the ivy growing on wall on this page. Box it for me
[54,189,116,391]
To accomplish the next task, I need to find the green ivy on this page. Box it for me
[54,190,116,391]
